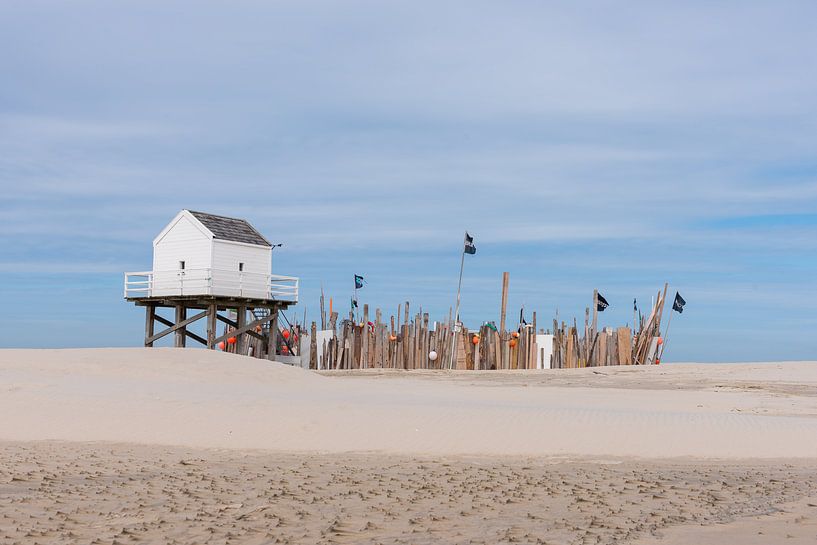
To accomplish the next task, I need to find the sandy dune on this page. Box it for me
[1,348,816,544]
[1,348,816,458]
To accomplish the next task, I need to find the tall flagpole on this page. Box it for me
[449,232,467,370]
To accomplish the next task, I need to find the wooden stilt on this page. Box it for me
[236,305,247,355]
[268,309,278,361]
[174,305,186,348]
[207,304,217,349]
[144,305,156,347]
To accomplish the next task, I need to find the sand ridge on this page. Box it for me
[1,348,816,458]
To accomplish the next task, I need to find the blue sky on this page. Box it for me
[1,1,816,361]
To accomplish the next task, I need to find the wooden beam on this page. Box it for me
[215,314,265,342]
[213,313,276,346]
[147,310,208,345]
[153,313,207,344]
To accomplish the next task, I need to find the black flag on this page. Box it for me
[672,292,686,313]
[354,274,364,289]
[596,293,609,312]
[633,298,637,312]
[464,232,476,255]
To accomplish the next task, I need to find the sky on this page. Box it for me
[1,1,816,361]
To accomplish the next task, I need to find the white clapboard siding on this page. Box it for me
[152,213,213,296]
[211,240,272,298]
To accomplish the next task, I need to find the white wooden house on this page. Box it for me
[125,210,297,302]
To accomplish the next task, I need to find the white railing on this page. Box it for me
[124,268,299,302]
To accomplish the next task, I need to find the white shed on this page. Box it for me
[125,210,297,302]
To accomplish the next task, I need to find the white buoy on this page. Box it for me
[428,350,438,361]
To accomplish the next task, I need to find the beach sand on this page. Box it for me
[1,348,816,543]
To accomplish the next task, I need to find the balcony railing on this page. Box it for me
[124,268,298,302]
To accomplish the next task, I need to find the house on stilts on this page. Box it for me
[124,210,298,358]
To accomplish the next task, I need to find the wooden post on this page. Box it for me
[267,309,278,360]
[206,303,217,349]
[583,307,590,366]
[144,305,156,347]
[499,272,509,334]
[320,287,326,331]
[310,321,318,369]
[174,305,186,348]
[592,289,599,337]
[236,305,246,355]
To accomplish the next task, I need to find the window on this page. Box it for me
[238,262,244,272]
[179,260,185,270]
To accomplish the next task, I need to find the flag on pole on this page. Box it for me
[464,232,476,255]
[351,297,358,308]
[672,292,686,313]
[596,293,609,312]
[633,298,637,312]
[354,274,365,289]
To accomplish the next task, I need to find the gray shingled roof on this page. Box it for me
[188,210,271,247]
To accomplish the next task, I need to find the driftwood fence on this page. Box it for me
[221,278,671,370]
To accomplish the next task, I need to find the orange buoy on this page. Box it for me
[227,337,237,344]
[472,335,479,345]
[655,358,661,365]
[282,329,291,339]
[509,338,518,348]
[389,335,397,342]
[511,331,520,338]
[218,341,225,350]
[656,337,664,345]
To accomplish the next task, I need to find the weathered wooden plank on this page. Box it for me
[617,327,632,365]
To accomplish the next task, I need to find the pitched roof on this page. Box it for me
[187,210,271,247]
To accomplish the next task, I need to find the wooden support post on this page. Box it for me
[236,305,246,355]
[267,310,278,360]
[499,272,509,334]
[144,305,156,347]
[174,305,186,348]
[310,321,318,369]
[206,304,217,349]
